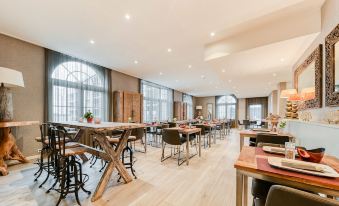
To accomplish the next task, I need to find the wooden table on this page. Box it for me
[50,121,145,202]
[167,127,202,165]
[234,146,339,206]
[239,130,293,151]
[0,121,40,175]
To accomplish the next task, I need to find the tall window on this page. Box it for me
[183,94,193,119]
[216,95,237,120]
[249,104,262,120]
[47,50,110,121]
[141,80,173,122]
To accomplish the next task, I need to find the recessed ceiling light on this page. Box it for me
[215,86,218,89]
[228,79,232,83]
[175,79,179,82]
[159,72,163,75]
[188,65,192,69]
[125,13,131,20]
[233,86,236,89]
[272,73,277,77]
[222,69,226,73]
[280,58,285,62]
[201,75,205,79]
[134,60,138,64]
[210,32,215,37]
[167,48,172,53]
[89,40,95,44]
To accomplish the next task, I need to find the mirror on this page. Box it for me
[335,42,339,92]
[294,44,322,109]
[298,61,316,100]
[325,24,339,106]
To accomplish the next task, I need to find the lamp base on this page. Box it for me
[0,86,13,121]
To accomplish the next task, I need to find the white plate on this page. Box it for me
[267,157,339,178]
[252,128,271,132]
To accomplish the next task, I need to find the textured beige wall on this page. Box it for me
[111,70,139,93]
[292,0,339,121]
[0,33,44,156]
[195,96,215,119]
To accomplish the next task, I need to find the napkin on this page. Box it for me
[281,159,325,172]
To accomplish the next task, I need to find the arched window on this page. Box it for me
[50,61,107,121]
[216,95,237,120]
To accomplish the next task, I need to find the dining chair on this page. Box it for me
[238,120,244,129]
[265,185,339,206]
[216,122,226,139]
[161,129,196,166]
[252,133,290,206]
[195,124,210,148]
[168,122,177,128]
[155,124,169,146]
[243,119,250,129]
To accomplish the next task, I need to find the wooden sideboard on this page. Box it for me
[113,91,143,123]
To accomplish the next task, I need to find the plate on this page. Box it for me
[252,128,271,132]
[267,157,339,178]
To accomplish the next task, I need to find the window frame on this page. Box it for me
[216,95,237,120]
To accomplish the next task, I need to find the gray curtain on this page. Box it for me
[245,97,268,120]
[46,50,111,122]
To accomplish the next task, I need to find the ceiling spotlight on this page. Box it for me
[159,72,163,75]
[175,79,179,82]
[134,60,138,64]
[272,73,277,77]
[210,32,215,37]
[167,48,172,53]
[228,79,232,83]
[125,13,131,20]
[188,65,192,69]
[280,58,285,62]
[201,75,205,79]
[89,40,95,44]
[222,69,226,73]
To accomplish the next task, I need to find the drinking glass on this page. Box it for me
[285,142,295,160]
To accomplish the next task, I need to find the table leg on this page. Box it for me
[91,129,133,202]
[240,135,244,151]
[236,170,244,206]
[243,175,248,206]
[214,127,216,144]
[186,133,190,165]
[144,128,147,153]
[199,131,201,157]
[209,128,212,148]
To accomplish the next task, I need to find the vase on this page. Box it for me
[87,117,93,123]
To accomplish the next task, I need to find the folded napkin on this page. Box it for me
[281,159,325,172]
[270,147,285,153]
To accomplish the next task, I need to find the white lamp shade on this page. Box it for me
[196,105,202,110]
[0,67,24,87]
[280,89,297,98]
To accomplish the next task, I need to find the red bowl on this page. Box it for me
[297,147,325,163]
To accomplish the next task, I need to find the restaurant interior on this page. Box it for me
[0,0,338,206]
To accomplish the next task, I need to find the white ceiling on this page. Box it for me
[0,0,324,98]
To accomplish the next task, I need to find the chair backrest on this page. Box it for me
[168,122,177,128]
[162,124,170,129]
[238,120,242,125]
[255,133,289,147]
[195,124,207,135]
[162,129,181,145]
[243,120,250,125]
[39,123,51,146]
[131,127,144,140]
[50,128,67,157]
[265,185,339,206]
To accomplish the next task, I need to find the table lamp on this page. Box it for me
[0,67,25,121]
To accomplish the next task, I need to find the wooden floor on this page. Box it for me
[0,130,249,206]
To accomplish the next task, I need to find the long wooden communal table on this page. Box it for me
[166,127,202,165]
[50,121,145,202]
[0,121,40,175]
[234,146,339,206]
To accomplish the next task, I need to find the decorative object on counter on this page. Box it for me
[285,142,296,160]
[299,111,312,121]
[95,118,101,124]
[278,120,286,133]
[0,67,25,121]
[173,117,177,122]
[325,24,339,106]
[294,44,323,109]
[128,117,132,123]
[297,147,325,163]
[280,89,299,119]
[323,110,338,124]
[83,110,94,123]
[79,117,84,122]
[265,113,281,132]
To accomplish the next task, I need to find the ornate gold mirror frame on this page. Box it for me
[294,44,323,110]
[325,24,339,106]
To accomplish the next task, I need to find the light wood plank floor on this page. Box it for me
[0,130,250,206]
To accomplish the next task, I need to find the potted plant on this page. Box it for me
[84,110,94,123]
[278,120,286,133]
